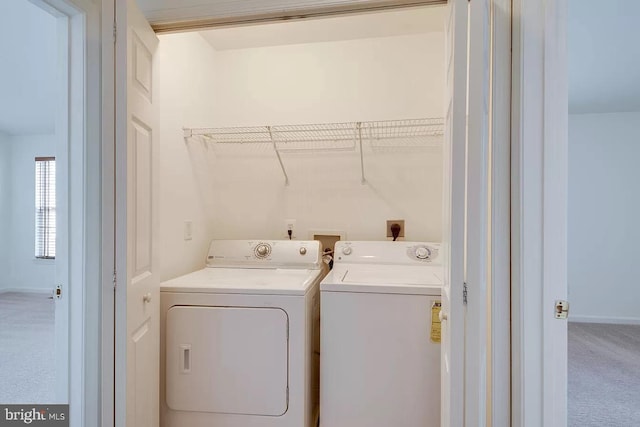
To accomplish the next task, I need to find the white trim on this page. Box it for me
[511,1,568,426]
[488,0,512,425]
[101,0,116,426]
[0,288,52,295]
[30,0,105,426]
[465,0,490,425]
[33,258,56,265]
[570,316,640,326]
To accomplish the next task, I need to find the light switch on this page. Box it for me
[184,221,193,241]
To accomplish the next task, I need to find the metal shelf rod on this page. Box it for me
[358,122,366,184]
[268,126,290,186]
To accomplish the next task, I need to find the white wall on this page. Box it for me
[157,31,444,281]
[0,133,11,289]
[156,33,218,281]
[3,134,56,291]
[213,33,443,124]
[568,112,640,323]
[0,0,57,135]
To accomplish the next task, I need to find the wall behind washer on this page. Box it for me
[157,32,444,281]
[568,112,640,324]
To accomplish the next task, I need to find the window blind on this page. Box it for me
[35,157,56,259]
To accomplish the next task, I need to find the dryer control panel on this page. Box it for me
[206,240,322,269]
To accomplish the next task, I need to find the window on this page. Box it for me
[35,157,56,259]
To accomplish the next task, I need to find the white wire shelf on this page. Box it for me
[184,118,444,185]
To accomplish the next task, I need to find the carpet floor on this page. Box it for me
[0,292,55,403]
[569,322,640,427]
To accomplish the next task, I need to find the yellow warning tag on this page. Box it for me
[431,301,442,343]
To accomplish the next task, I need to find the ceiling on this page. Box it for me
[137,0,443,27]
[198,6,445,50]
[569,0,640,114]
[0,1,57,135]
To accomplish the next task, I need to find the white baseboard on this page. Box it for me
[0,288,52,295]
[570,315,640,325]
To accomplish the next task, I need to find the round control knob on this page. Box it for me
[415,247,431,260]
[342,246,352,255]
[255,243,271,258]
[300,247,307,255]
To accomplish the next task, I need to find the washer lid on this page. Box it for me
[161,267,322,295]
[321,264,442,295]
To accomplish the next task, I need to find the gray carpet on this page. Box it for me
[0,292,55,403]
[569,322,640,427]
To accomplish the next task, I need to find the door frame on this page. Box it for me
[101,0,116,426]
[487,0,512,425]
[510,0,568,426]
[28,0,104,425]
[100,1,525,426]
[465,0,514,425]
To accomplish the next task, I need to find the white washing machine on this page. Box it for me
[161,240,323,427]
[320,241,443,427]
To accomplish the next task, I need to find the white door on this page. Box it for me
[115,1,160,426]
[441,0,468,426]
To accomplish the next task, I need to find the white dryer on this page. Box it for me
[320,241,443,427]
[161,240,323,427]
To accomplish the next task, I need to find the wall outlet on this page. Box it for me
[386,220,405,240]
[184,221,193,241]
[285,219,297,239]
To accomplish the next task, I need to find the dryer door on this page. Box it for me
[166,306,289,416]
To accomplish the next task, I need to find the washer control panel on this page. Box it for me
[206,240,321,268]
[408,244,438,263]
[334,241,441,265]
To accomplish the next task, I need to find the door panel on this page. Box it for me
[132,321,154,427]
[115,1,159,426]
[441,0,468,426]
[165,306,289,416]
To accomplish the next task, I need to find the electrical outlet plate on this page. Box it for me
[386,219,405,239]
[285,219,296,239]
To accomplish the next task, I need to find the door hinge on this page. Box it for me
[54,285,62,299]
[113,21,117,43]
[554,300,569,319]
[463,282,468,305]
[113,269,117,291]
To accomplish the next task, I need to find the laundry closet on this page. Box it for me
[116,2,462,426]
[152,6,447,282]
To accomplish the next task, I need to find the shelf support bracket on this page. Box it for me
[268,126,290,186]
[358,122,366,184]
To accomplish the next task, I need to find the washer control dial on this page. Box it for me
[299,247,307,255]
[254,243,272,259]
[415,246,431,260]
[342,246,352,255]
